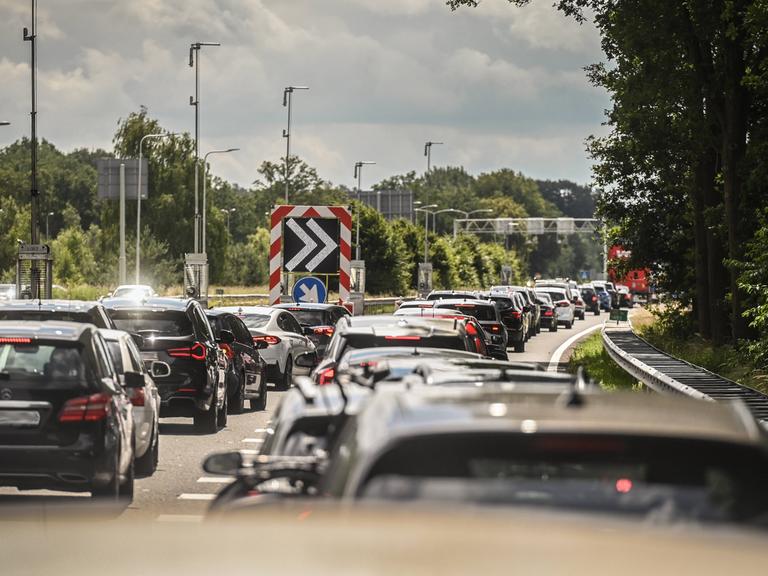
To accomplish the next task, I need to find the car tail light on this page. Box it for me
[0,337,32,344]
[592,296,597,302]
[507,310,521,319]
[318,367,335,386]
[384,336,421,341]
[543,309,554,317]
[465,323,478,336]
[253,335,281,346]
[129,387,146,407]
[59,393,112,423]
[168,342,207,361]
[313,326,334,337]
[219,343,235,360]
[557,301,570,308]
[489,324,502,333]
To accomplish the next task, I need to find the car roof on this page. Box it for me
[100,296,191,311]
[0,299,103,312]
[0,320,94,341]
[433,298,496,307]
[216,306,277,316]
[114,284,154,291]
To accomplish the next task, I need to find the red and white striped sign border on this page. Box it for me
[269,205,352,305]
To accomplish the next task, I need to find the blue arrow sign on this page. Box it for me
[292,276,327,304]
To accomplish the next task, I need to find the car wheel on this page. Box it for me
[194,398,218,434]
[229,372,245,415]
[566,320,573,329]
[135,426,159,477]
[278,357,293,391]
[594,309,600,316]
[514,340,525,353]
[91,450,120,501]
[217,392,228,428]
[251,378,267,411]
[119,450,135,504]
[549,323,557,332]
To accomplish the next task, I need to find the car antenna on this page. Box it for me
[559,366,588,407]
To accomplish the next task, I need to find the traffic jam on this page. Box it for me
[1,279,767,534]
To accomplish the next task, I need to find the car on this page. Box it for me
[510,286,541,338]
[313,315,481,385]
[535,293,558,332]
[103,297,227,433]
[579,285,600,315]
[616,284,633,308]
[603,281,620,309]
[485,292,527,353]
[534,280,576,302]
[426,290,485,301]
[395,299,437,312]
[0,284,16,300]
[0,321,135,500]
[535,287,575,329]
[205,309,268,413]
[101,329,161,476]
[0,300,116,329]
[591,281,612,311]
[432,299,508,349]
[272,303,351,357]
[107,284,157,300]
[573,293,586,320]
[216,306,316,390]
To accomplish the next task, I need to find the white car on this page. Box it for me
[535,287,575,329]
[100,329,162,476]
[0,284,15,300]
[216,306,316,390]
[108,285,157,300]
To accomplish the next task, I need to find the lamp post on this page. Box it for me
[136,132,175,284]
[415,204,438,264]
[221,208,236,234]
[353,161,376,260]
[202,148,239,254]
[282,86,309,204]
[45,211,53,241]
[423,141,443,206]
[189,41,221,253]
[443,208,494,238]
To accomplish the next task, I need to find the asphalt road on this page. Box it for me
[0,310,608,522]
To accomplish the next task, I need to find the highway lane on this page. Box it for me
[0,310,608,522]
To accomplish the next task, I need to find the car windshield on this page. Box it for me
[434,304,496,322]
[239,314,271,329]
[283,309,328,326]
[359,433,768,525]
[110,310,193,337]
[0,341,93,389]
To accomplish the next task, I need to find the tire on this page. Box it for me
[229,372,245,415]
[549,322,557,332]
[217,392,228,428]
[92,451,120,501]
[278,357,293,391]
[536,322,541,335]
[594,309,600,316]
[251,378,267,411]
[514,340,525,353]
[135,426,159,477]
[119,452,135,503]
[566,320,573,329]
[194,397,218,434]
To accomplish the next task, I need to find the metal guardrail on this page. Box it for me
[602,325,768,424]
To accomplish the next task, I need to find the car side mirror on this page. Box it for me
[150,360,171,378]
[302,326,313,336]
[217,329,235,344]
[203,451,244,476]
[295,351,318,368]
[130,332,144,349]
[124,371,145,389]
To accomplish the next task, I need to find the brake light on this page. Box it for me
[318,367,335,386]
[59,393,112,423]
[253,335,281,346]
[168,342,207,361]
[489,324,502,333]
[313,326,334,337]
[219,343,235,360]
[557,301,570,308]
[507,311,521,319]
[543,309,553,316]
[0,337,32,344]
[129,387,146,407]
[592,296,597,302]
[384,336,422,341]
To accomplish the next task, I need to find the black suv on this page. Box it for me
[0,300,115,328]
[579,285,600,315]
[273,303,351,357]
[432,299,508,349]
[102,297,226,433]
[485,293,526,353]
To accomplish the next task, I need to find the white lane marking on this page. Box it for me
[177,493,217,501]
[156,514,204,523]
[197,476,234,484]
[254,428,270,433]
[547,322,605,372]
[242,438,264,444]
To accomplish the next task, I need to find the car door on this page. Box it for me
[125,335,159,430]
[227,315,262,390]
[278,312,313,356]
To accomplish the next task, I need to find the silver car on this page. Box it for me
[101,329,162,476]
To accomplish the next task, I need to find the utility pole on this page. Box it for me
[354,161,376,261]
[423,141,443,207]
[282,86,309,204]
[23,0,39,247]
[189,41,220,253]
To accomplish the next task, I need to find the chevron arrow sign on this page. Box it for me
[283,217,340,273]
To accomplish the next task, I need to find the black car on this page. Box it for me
[102,297,227,433]
[511,287,541,338]
[485,293,526,353]
[0,300,116,328]
[0,321,136,500]
[432,299,508,349]
[579,285,600,315]
[426,290,484,301]
[536,294,558,332]
[273,303,351,357]
[205,309,268,412]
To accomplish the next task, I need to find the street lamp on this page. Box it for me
[45,211,54,241]
[353,161,376,260]
[423,141,443,206]
[189,41,221,253]
[136,132,175,284]
[415,204,438,264]
[443,208,494,238]
[220,208,236,234]
[282,86,309,203]
[202,148,239,254]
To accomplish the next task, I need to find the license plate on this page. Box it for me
[0,410,41,427]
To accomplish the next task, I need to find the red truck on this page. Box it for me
[608,245,650,296]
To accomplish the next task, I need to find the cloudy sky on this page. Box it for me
[0,0,608,190]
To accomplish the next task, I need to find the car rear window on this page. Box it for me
[538,291,566,302]
[0,310,105,327]
[434,303,497,322]
[343,333,467,353]
[283,309,328,326]
[0,341,94,389]
[488,297,514,310]
[110,310,193,337]
[239,314,271,329]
